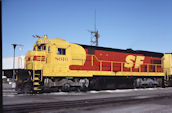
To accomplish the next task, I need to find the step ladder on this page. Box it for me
[164,75,169,87]
[33,70,42,93]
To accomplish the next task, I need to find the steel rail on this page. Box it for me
[3,93,172,113]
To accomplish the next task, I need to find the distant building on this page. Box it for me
[2,56,25,78]
[3,56,25,69]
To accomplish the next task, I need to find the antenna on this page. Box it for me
[95,10,97,31]
[32,35,42,39]
[88,10,100,46]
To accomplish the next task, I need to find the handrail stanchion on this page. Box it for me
[139,66,141,72]
[121,63,123,72]
[155,64,157,72]
[111,62,113,71]
[91,55,93,66]
[100,61,102,71]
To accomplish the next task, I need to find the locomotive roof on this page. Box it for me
[79,44,163,58]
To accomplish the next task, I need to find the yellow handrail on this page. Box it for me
[91,55,93,66]
[18,57,23,69]
[100,61,102,71]
[111,62,113,71]
[121,62,123,72]
[147,64,149,72]
[88,54,162,73]
[139,66,141,72]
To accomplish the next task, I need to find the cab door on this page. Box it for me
[54,48,69,72]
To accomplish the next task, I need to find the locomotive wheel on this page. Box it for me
[80,86,89,92]
[90,78,101,90]
[61,84,70,92]
[23,83,32,94]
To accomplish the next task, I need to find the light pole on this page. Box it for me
[11,44,23,82]
[11,44,17,81]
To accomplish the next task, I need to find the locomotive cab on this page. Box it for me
[25,36,48,70]
[25,35,86,76]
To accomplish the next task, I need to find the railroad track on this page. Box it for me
[3,93,172,113]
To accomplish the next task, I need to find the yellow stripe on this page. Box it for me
[43,70,164,77]
[34,77,40,80]
[33,87,41,91]
[33,82,40,85]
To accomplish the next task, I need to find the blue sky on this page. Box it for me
[2,0,172,57]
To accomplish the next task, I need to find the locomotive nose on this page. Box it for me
[25,51,46,70]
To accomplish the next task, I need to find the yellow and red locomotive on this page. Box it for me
[16,35,172,93]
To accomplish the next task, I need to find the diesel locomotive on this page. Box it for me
[16,35,172,93]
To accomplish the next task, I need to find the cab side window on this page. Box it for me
[37,46,41,51]
[42,45,46,51]
[58,48,66,55]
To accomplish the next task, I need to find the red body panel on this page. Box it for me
[70,49,162,73]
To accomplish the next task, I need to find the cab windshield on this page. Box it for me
[33,44,46,51]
